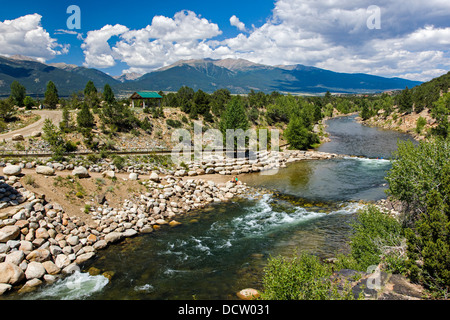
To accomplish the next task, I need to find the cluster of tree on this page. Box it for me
[357,72,450,137]
[385,137,450,298]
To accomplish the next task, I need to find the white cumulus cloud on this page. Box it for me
[82,10,222,72]
[230,15,247,32]
[0,14,68,62]
[78,1,450,81]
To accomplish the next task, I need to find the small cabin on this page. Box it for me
[130,91,163,108]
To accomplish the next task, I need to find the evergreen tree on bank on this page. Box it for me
[44,81,59,109]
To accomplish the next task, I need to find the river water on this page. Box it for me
[14,115,417,300]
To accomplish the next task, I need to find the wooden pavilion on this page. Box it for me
[130,91,163,108]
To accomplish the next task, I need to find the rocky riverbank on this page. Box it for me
[0,148,345,297]
[0,170,253,296]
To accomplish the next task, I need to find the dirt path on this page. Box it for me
[0,110,63,141]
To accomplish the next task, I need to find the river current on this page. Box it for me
[15,115,417,300]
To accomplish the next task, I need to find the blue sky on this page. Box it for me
[0,0,449,81]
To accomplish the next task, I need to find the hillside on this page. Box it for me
[359,71,450,139]
[0,55,423,97]
[0,56,120,97]
[126,58,422,94]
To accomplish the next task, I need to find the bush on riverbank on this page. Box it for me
[261,205,408,300]
[261,252,356,300]
[335,205,407,274]
[385,137,450,298]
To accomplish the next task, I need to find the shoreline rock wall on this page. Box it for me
[0,149,344,297]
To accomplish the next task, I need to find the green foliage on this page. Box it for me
[345,205,405,272]
[385,137,450,296]
[284,116,319,150]
[84,80,97,96]
[405,173,450,298]
[191,89,210,118]
[101,101,139,132]
[103,84,115,104]
[415,116,427,134]
[397,86,413,114]
[139,116,153,134]
[166,119,182,129]
[210,88,231,116]
[360,100,372,120]
[385,138,450,225]
[23,96,35,109]
[10,81,26,107]
[84,81,99,108]
[112,155,125,170]
[76,103,95,130]
[261,252,356,300]
[0,97,16,121]
[44,81,59,109]
[177,86,195,113]
[42,118,76,160]
[430,92,450,138]
[59,107,72,133]
[219,96,249,134]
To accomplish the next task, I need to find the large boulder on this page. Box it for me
[0,283,12,295]
[0,226,20,243]
[149,172,160,182]
[26,248,51,263]
[11,134,24,141]
[104,232,123,244]
[72,166,90,178]
[25,262,46,280]
[129,173,139,181]
[2,165,22,176]
[5,250,25,266]
[236,288,261,300]
[0,262,25,285]
[35,166,55,176]
[75,252,96,264]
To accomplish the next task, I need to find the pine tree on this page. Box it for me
[397,86,413,113]
[103,84,115,104]
[44,81,59,109]
[284,116,319,150]
[219,96,249,134]
[77,103,94,130]
[10,81,26,107]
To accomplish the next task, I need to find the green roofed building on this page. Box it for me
[130,91,163,108]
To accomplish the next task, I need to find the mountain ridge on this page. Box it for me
[0,55,424,97]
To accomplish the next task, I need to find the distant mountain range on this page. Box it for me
[0,55,423,97]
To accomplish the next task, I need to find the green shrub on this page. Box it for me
[415,116,427,134]
[348,205,404,271]
[261,252,356,300]
[112,155,125,170]
[386,138,450,226]
[405,181,450,298]
[166,119,182,128]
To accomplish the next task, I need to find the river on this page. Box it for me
[16,115,417,300]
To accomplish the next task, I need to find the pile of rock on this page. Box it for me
[1,167,28,210]
[173,150,341,177]
[0,194,117,295]
[0,170,251,296]
[88,174,249,235]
